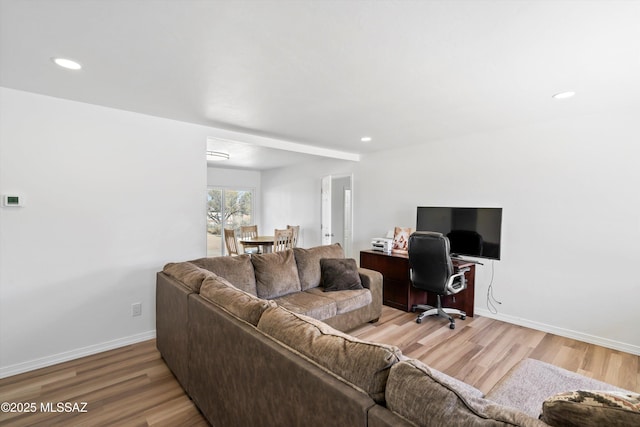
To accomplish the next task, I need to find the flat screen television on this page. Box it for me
[416,207,502,260]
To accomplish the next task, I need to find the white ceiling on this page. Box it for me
[2,0,640,169]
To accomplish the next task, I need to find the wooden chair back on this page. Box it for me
[239,225,260,253]
[223,228,240,256]
[286,225,300,248]
[273,228,294,252]
[240,225,258,239]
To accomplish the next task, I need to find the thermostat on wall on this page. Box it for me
[3,195,24,207]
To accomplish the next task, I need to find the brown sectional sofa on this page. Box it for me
[156,244,382,393]
[156,244,639,427]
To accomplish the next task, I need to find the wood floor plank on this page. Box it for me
[1,306,637,426]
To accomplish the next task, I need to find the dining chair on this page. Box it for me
[286,225,300,248]
[273,228,294,252]
[223,228,240,256]
[240,225,260,253]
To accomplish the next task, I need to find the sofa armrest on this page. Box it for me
[358,267,382,291]
[358,267,383,321]
[156,272,193,392]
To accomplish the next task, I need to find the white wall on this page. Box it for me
[0,88,208,377]
[262,108,640,354]
[262,158,357,249]
[207,166,261,189]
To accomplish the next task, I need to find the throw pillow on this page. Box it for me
[541,390,640,427]
[320,258,363,292]
[392,226,413,254]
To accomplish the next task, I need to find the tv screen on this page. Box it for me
[416,207,502,260]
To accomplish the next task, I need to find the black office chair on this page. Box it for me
[408,231,470,329]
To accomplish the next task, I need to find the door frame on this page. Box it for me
[321,174,353,257]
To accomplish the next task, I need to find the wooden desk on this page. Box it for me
[360,250,475,316]
[239,236,274,253]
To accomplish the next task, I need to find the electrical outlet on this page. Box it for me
[131,302,142,317]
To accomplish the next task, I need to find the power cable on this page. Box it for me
[486,260,502,314]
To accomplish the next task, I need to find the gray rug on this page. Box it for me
[485,358,628,418]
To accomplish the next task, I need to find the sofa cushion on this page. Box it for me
[272,291,337,320]
[320,258,363,291]
[305,287,372,315]
[386,359,546,427]
[541,390,640,427]
[293,244,344,290]
[190,254,257,295]
[251,249,302,299]
[199,275,275,326]
[257,305,402,403]
[162,262,214,293]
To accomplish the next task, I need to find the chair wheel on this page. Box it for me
[461,315,466,320]
[416,318,422,324]
[449,323,455,330]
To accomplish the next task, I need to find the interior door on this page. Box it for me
[321,175,353,256]
[343,188,353,256]
[321,175,332,245]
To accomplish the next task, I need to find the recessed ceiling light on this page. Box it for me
[360,136,372,142]
[51,57,82,70]
[552,91,575,99]
[207,151,230,161]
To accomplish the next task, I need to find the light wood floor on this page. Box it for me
[350,306,639,394]
[1,307,638,426]
[0,340,208,427]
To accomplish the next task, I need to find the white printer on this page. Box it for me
[371,237,393,253]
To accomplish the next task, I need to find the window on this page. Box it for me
[207,188,254,256]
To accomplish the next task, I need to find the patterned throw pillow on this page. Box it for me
[541,390,640,427]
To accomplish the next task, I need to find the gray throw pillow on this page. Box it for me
[320,258,363,292]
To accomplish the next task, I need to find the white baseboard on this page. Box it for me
[474,308,640,356]
[0,330,157,379]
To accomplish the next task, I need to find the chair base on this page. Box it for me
[411,296,466,329]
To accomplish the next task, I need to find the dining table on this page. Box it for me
[238,235,275,253]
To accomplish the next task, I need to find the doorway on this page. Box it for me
[321,175,353,257]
